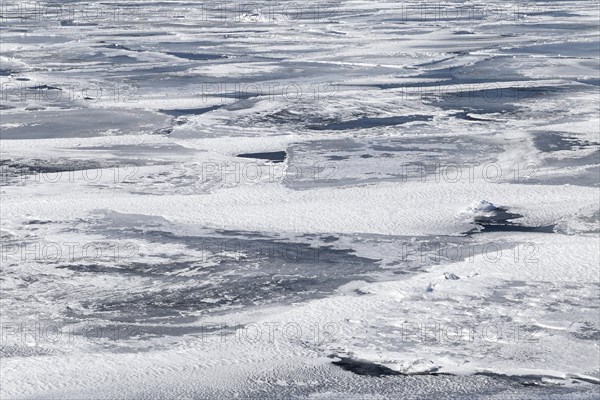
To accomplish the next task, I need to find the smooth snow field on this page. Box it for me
[0,1,599,399]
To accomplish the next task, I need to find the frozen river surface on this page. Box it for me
[1,1,599,399]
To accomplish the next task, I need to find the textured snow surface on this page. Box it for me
[1,0,599,399]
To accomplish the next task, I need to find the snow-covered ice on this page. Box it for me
[1,1,599,399]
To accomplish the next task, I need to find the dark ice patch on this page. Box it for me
[98,43,140,52]
[309,115,432,131]
[60,220,380,322]
[468,207,555,234]
[166,52,227,61]
[452,112,495,122]
[60,20,98,26]
[159,106,221,117]
[327,155,349,161]
[28,85,61,91]
[533,132,591,153]
[237,151,287,163]
[331,357,402,376]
